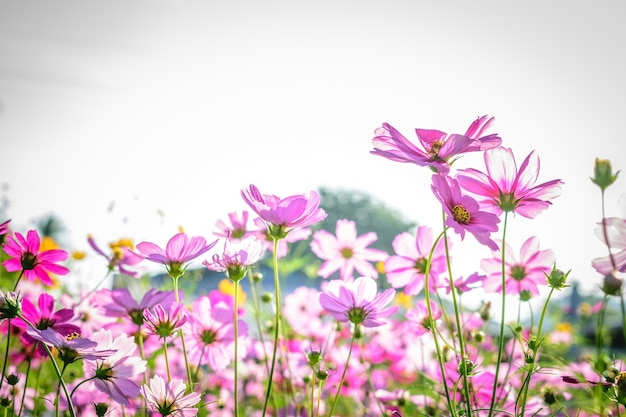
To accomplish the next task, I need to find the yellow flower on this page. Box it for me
[218,279,247,304]
[40,236,60,251]
[554,322,573,333]
[375,261,386,274]
[394,292,413,309]
[72,250,87,260]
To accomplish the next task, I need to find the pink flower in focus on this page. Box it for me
[12,292,80,356]
[457,146,563,218]
[83,329,147,406]
[319,276,398,328]
[141,374,200,417]
[240,184,327,239]
[26,327,114,364]
[2,229,69,286]
[87,235,143,278]
[481,236,554,297]
[134,232,218,278]
[385,226,448,295]
[371,115,502,174]
[143,303,187,340]
[250,217,309,259]
[431,174,500,251]
[311,219,388,281]
[203,235,263,280]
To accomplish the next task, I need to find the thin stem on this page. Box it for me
[488,211,510,417]
[136,325,149,417]
[233,279,240,417]
[0,320,11,394]
[328,324,358,417]
[18,344,36,416]
[163,337,172,382]
[262,237,282,417]
[518,285,556,417]
[423,230,457,416]
[441,217,473,417]
[309,371,316,417]
[12,270,24,292]
[172,276,194,390]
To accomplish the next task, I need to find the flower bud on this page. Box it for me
[602,272,623,296]
[94,402,109,417]
[591,158,619,191]
[546,265,569,290]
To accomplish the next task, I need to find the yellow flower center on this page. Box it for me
[452,205,471,224]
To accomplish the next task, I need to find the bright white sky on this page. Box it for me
[1,1,625,300]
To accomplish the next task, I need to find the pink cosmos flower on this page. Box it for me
[250,216,310,258]
[385,226,449,295]
[318,276,398,327]
[25,327,114,364]
[203,235,264,280]
[405,299,441,336]
[431,174,500,251]
[213,211,254,240]
[12,292,80,356]
[311,219,388,281]
[143,303,188,340]
[0,219,10,238]
[2,229,69,286]
[87,235,143,278]
[240,184,327,239]
[83,328,147,406]
[456,146,563,218]
[592,196,626,274]
[371,115,502,174]
[134,232,218,278]
[442,271,487,294]
[96,287,176,329]
[481,236,555,297]
[141,374,201,417]
[179,295,246,371]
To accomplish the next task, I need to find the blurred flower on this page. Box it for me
[319,276,398,327]
[481,236,554,297]
[385,226,448,295]
[96,287,176,328]
[457,146,563,218]
[134,232,218,279]
[0,290,21,321]
[87,235,143,278]
[141,374,200,417]
[12,292,80,356]
[240,184,327,239]
[143,303,187,340]
[84,329,147,406]
[203,235,263,281]
[0,219,10,237]
[370,115,501,174]
[442,272,487,295]
[213,211,253,240]
[2,229,69,286]
[592,195,626,274]
[405,299,441,336]
[431,174,500,250]
[311,219,388,281]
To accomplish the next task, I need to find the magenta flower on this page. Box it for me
[251,216,310,258]
[0,219,10,237]
[87,235,143,278]
[12,292,80,356]
[405,299,441,336]
[97,287,176,328]
[25,327,114,364]
[370,115,502,174]
[134,232,218,279]
[143,303,188,340]
[83,328,147,406]
[319,276,398,328]
[203,235,264,281]
[141,374,201,417]
[456,146,563,218]
[481,236,555,297]
[240,184,327,239]
[385,226,448,295]
[311,219,388,281]
[2,229,69,286]
[431,174,500,251]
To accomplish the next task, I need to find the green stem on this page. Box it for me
[0,320,11,394]
[441,219,473,417]
[328,324,358,417]
[309,371,316,417]
[172,276,194,390]
[261,237,282,417]
[488,211,509,417]
[18,344,36,416]
[136,325,149,417]
[163,337,172,382]
[423,230,457,417]
[518,285,556,417]
[233,279,240,417]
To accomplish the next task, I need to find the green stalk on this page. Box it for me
[327,324,358,417]
[233,279,241,417]
[172,275,193,390]
[262,237,282,417]
[488,211,510,417]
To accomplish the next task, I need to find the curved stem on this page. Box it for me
[488,211,509,417]
[262,237,282,417]
[327,324,358,417]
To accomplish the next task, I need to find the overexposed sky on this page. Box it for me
[1,1,625,296]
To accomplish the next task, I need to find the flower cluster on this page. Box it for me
[2,114,625,417]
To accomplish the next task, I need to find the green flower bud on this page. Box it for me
[591,158,619,191]
[546,265,569,290]
[94,402,109,417]
[602,272,623,296]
